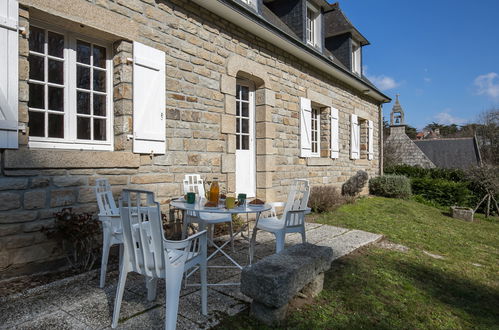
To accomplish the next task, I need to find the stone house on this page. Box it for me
[384,96,481,169]
[0,0,389,276]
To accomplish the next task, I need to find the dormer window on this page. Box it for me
[306,2,320,47]
[352,40,361,75]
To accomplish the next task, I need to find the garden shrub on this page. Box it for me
[43,208,101,272]
[342,170,369,196]
[384,165,467,182]
[411,177,472,207]
[369,175,412,199]
[309,185,354,213]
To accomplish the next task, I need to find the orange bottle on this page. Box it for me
[209,178,219,204]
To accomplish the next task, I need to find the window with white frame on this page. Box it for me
[28,24,112,150]
[352,40,361,75]
[306,3,320,47]
[311,106,320,156]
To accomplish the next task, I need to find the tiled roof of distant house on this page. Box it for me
[414,138,482,169]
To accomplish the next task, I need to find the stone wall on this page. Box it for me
[0,0,382,276]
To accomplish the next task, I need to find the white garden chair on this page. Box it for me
[112,189,207,329]
[250,179,310,262]
[95,178,123,288]
[182,174,234,252]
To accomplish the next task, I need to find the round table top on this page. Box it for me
[170,198,272,214]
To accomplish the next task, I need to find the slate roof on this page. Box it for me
[414,138,482,169]
[323,3,369,45]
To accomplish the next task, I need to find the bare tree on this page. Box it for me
[476,108,499,165]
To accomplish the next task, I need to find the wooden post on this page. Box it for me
[486,195,491,218]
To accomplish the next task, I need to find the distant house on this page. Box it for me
[384,97,481,169]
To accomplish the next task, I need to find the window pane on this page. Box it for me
[28,55,44,81]
[236,101,240,116]
[236,136,240,150]
[93,69,106,92]
[241,135,249,150]
[28,111,45,137]
[77,92,90,114]
[93,118,106,140]
[76,40,91,64]
[28,83,44,109]
[29,27,45,53]
[242,118,249,133]
[48,59,64,84]
[77,65,90,89]
[236,118,240,134]
[48,31,64,58]
[48,87,64,111]
[241,86,249,101]
[77,117,91,140]
[93,94,106,116]
[236,85,241,98]
[241,102,249,117]
[48,113,64,138]
[93,45,106,68]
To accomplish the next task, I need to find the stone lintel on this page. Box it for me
[307,89,333,107]
[4,149,140,169]
[22,0,139,41]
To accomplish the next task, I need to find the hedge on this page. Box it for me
[369,175,412,199]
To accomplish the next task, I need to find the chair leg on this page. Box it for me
[199,259,208,315]
[181,214,189,239]
[228,221,235,252]
[100,230,111,288]
[275,231,285,254]
[249,227,258,264]
[208,224,214,247]
[146,277,158,301]
[300,226,307,243]
[165,270,183,330]
[111,261,128,328]
[118,243,124,270]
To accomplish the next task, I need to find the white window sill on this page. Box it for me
[28,140,113,151]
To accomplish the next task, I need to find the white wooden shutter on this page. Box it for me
[368,120,374,160]
[330,107,339,159]
[0,0,18,149]
[132,42,166,154]
[299,97,312,157]
[350,114,360,159]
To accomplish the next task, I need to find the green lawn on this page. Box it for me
[217,197,499,330]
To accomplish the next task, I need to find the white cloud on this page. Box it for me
[434,109,467,125]
[424,77,432,83]
[367,74,400,91]
[474,72,499,100]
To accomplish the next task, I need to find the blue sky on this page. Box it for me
[331,0,499,129]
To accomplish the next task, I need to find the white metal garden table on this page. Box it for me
[170,198,271,285]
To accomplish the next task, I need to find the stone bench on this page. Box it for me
[241,243,334,324]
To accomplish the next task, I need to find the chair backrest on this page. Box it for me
[120,189,200,279]
[95,178,119,216]
[183,174,205,197]
[283,179,310,228]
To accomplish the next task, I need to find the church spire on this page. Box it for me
[390,94,405,126]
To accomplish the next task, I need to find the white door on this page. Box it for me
[235,80,256,197]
